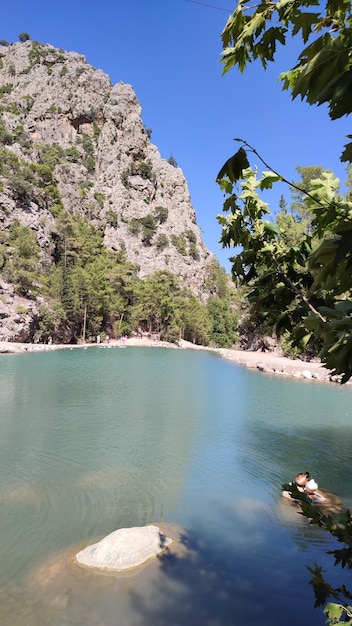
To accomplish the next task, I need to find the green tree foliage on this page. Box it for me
[154,205,169,224]
[2,205,237,345]
[18,32,30,43]
[139,214,157,246]
[6,157,62,211]
[290,165,330,224]
[46,213,112,338]
[0,83,13,97]
[204,257,231,299]
[207,297,238,348]
[128,270,227,345]
[130,271,181,338]
[167,154,178,168]
[38,143,65,169]
[0,122,14,145]
[84,155,95,173]
[221,0,352,161]
[44,212,210,343]
[107,251,139,335]
[180,294,212,345]
[121,159,155,187]
[171,233,187,256]
[8,173,33,203]
[189,242,200,260]
[34,304,64,343]
[217,148,352,372]
[203,258,240,347]
[185,229,197,244]
[106,207,118,227]
[0,137,237,345]
[128,218,141,236]
[155,233,169,251]
[12,124,31,150]
[65,146,81,163]
[3,222,40,296]
[217,1,352,382]
[130,159,155,180]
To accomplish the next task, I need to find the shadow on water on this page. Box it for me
[127,525,329,626]
[1,498,348,626]
[126,499,347,626]
[3,512,337,626]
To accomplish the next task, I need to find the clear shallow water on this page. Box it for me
[0,347,351,626]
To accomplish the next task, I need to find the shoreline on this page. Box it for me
[0,337,348,385]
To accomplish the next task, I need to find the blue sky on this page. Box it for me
[3,0,350,272]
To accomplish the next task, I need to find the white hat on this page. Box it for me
[306,478,318,491]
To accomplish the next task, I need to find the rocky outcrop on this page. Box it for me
[0,279,39,341]
[0,40,214,340]
[75,525,173,572]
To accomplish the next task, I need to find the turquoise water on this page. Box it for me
[1,346,352,625]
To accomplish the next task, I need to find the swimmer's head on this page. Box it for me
[295,472,311,487]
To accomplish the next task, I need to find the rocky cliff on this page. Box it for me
[0,40,215,341]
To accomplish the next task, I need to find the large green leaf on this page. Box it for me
[216,148,250,182]
[341,137,352,163]
[290,11,320,42]
[324,603,352,626]
[259,171,282,189]
[263,221,280,235]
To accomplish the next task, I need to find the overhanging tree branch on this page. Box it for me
[234,138,328,209]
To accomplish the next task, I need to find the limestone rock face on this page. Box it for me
[0,279,39,341]
[75,525,173,572]
[0,40,214,340]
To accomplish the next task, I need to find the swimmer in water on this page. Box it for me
[305,478,326,504]
[282,473,344,514]
[282,471,311,499]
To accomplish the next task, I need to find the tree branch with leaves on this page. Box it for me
[217,0,352,381]
[221,0,352,161]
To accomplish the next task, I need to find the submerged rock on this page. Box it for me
[75,525,173,572]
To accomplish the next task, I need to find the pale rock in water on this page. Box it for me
[75,525,173,572]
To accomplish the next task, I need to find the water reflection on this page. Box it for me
[0,348,351,625]
[234,369,352,504]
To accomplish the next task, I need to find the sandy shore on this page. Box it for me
[0,337,347,384]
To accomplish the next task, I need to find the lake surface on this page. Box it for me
[1,346,351,626]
